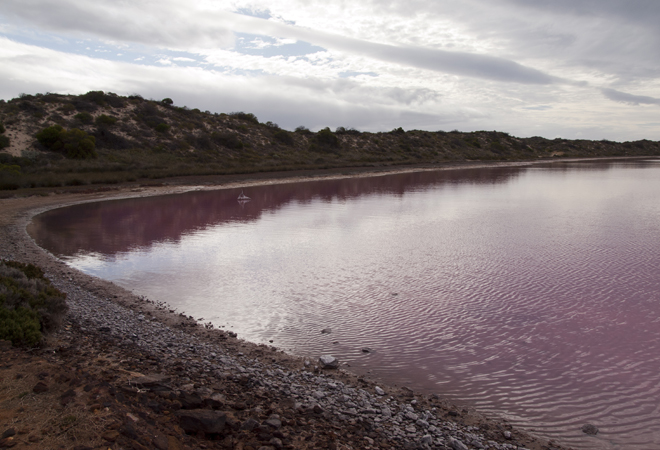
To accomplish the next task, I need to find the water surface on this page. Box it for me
[30,159,660,449]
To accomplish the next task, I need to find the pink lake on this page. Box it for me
[30,159,660,449]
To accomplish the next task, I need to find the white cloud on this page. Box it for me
[0,0,658,141]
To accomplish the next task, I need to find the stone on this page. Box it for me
[361,348,372,353]
[582,423,599,435]
[152,433,169,450]
[240,418,260,431]
[321,328,332,334]
[503,430,512,439]
[1,430,15,439]
[319,355,339,369]
[375,386,385,396]
[449,438,469,450]
[0,437,16,448]
[32,382,48,394]
[420,435,433,445]
[101,430,120,442]
[264,415,282,429]
[175,409,227,434]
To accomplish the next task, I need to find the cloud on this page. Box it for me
[601,88,660,106]
[1,0,565,85]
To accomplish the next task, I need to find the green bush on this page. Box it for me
[229,112,259,124]
[36,125,97,159]
[155,123,170,133]
[0,122,5,134]
[273,130,294,146]
[161,98,173,105]
[95,114,118,126]
[314,127,339,148]
[0,261,68,346]
[0,164,20,175]
[211,132,243,149]
[0,135,9,150]
[74,112,94,124]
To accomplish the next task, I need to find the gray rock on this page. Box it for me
[449,437,469,450]
[375,386,385,396]
[264,415,282,429]
[175,409,226,434]
[240,418,260,431]
[319,355,339,369]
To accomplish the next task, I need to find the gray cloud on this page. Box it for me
[601,88,660,106]
[0,0,565,85]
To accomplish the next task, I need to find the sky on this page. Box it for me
[0,0,659,141]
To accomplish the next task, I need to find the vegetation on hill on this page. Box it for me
[0,260,68,346]
[0,91,659,190]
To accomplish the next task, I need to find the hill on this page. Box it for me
[1,91,659,190]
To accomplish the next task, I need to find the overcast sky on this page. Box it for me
[1,0,659,141]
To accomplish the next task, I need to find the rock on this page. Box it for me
[420,434,433,445]
[101,430,120,442]
[582,423,599,435]
[240,418,260,431]
[503,430,512,439]
[361,347,372,353]
[0,437,16,448]
[1,429,16,439]
[449,437,469,450]
[375,386,385,396]
[175,409,227,434]
[32,382,48,394]
[319,355,339,369]
[321,328,332,334]
[151,433,169,450]
[264,415,282,429]
[132,374,171,387]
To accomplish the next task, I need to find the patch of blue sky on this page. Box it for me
[339,71,379,78]
[234,32,325,58]
[234,7,272,20]
[0,22,207,68]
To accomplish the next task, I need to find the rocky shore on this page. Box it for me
[0,169,569,450]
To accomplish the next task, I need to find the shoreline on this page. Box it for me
[0,159,608,449]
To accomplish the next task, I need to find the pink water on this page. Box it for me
[30,159,660,449]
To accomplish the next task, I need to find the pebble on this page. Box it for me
[39,267,542,450]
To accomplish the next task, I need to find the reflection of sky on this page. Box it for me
[57,161,660,450]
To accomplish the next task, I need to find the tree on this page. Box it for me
[161,98,174,105]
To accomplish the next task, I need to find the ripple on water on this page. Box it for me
[30,160,660,449]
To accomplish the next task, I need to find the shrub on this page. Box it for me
[36,125,64,148]
[95,114,118,126]
[0,261,68,346]
[335,127,361,135]
[0,164,20,175]
[161,98,173,105]
[211,132,244,149]
[0,123,5,134]
[74,112,94,124]
[59,103,76,115]
[314,127,339,148]
[264,121,279,129]
[295,125,311,134]
[36,125,97,159]
[0,135,9,150]
[80,90,107,106]
[229,112,259,124]
[155,123,170,133]
[273,130,294,146]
